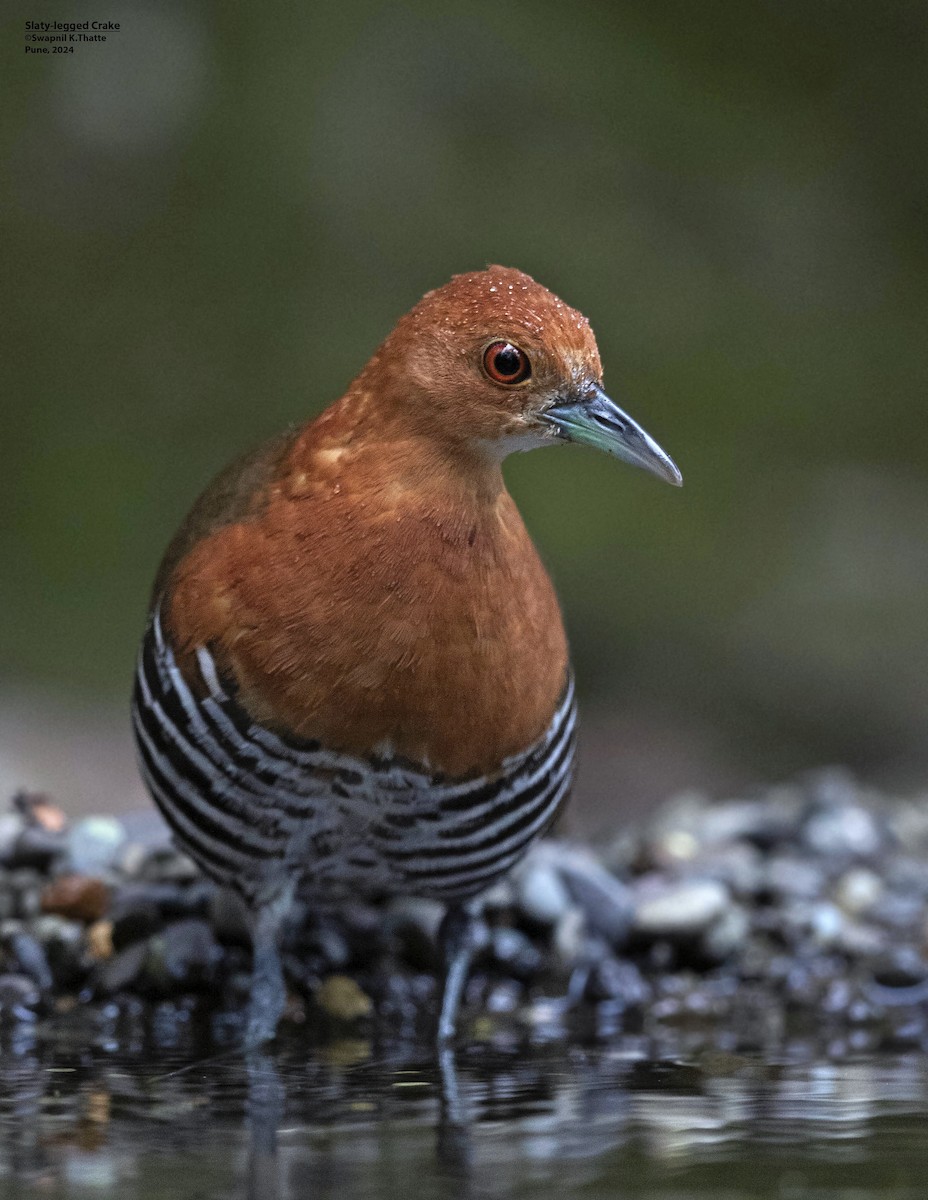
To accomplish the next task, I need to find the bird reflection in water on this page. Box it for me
[243,1041,477,1198]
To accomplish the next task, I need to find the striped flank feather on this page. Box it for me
[131,608,577,905]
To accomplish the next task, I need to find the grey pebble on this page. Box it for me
[586,958,649,1007]
[544,843,634,947]
[143,920,224,995]
[491,928,542,979]
[513,856,571,926]
[0,973,41,1023]
[29,915,88,987]
[633,879,730,938]
[764,856,826,901]
[0,814,25,864]
[94,941,149,997]
[803,805,883,860]
[4,931,53,993]
[67,816,127,874]
[833,867,883,915]
[702,904,750,961]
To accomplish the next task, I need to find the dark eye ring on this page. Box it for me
[483,341,531,385]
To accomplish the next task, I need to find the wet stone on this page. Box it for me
[315,974,373,1022]
[552,907,588,970]
[136,846,201,885]
[763,856,826,901]
[142,919,224,995]
[4,931,53,993]
[28,914,87,989]
[513,856,571,926]
[871,945,928,989]
[93,941,148,997]
[0,775,925,1049]
[0,814,25,864]
[384,897,444,967]
[702,903,750,961]
[66,816,127,874]
[86,919,114,961]
[9,827,64,871]
[490,927,543,980]
[833,867,883,915]
[803,805,884,860]
[585,957,649,1008]
[688,842,763,897]
[41,874,110,923]
[633,879,730,939]
[0,973,41,1024]
[547,844,635,947]
[110,902,163,951]
[8,869,44,919]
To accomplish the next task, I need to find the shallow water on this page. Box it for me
[1,1027,926,1200]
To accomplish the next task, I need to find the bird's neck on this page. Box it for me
[289,390,509,519]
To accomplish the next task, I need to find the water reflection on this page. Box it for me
[2,1028,928,1198]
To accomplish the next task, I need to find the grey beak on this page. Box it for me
[542,384,682,487]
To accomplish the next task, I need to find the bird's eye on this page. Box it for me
[483,341,531,385]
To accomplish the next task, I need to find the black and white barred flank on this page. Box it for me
[131,609,577,906]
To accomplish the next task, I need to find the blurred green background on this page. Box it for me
[3,0,928,819]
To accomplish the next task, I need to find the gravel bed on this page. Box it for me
[1,768,928,1052]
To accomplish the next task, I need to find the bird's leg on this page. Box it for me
[436,901,489,1046]
[245,1048,284,1200]
[245,888,294,1049]
[436,1039,474,1175]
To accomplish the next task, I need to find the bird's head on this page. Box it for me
[370,265,681,486]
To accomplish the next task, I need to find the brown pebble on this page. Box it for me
[41,875,110,923]
[315,975,373,1022]
[87,919,114,961]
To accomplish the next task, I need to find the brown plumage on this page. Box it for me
[132,265,681,1046]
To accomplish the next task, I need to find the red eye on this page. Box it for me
[483,341,531,385]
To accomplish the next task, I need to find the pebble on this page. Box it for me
[41,875,110,923]
[385,897,444,966]
[546,843,634,947]
[0,772,922,1051]
[93,942,148,997]
[513,856,571,926]
[0,973,41,1023]
[764,856,826,900]
[30,914,87,988]
[490,928,543,980]
[315,975,373,1022]
[5,931,54,992]
[702,904,750,961]
[11,827,65,871]
[0,814,25,863]
[833,867,883,915]
[633,879,730,938]
[67,817,127,874]
[803,805,883,860]
[142,920,224,996]
[87,920,114,961]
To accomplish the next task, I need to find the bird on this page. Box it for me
[131,265,681,1047]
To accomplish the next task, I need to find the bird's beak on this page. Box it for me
[542,383,683,486]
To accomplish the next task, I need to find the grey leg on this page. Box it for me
[436,1041,474,1175]
[245,1049,284,1200]
[245,890,293,1049]
[436,903,489,1045]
